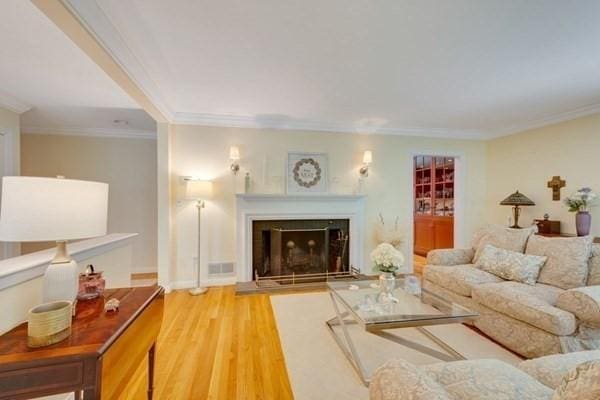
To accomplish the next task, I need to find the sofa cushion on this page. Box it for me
[494,281,565,304]
[422,359,553,400]
[370,359,450,400]
[472,282,576,336]
[424,264,503,297]
[472,224,537,263]
[427,248,475,266]
[587,243,600,286]
[476,244,547,285]
[556,286,600,326]
[519,350,600,389]
[551,360,600,400]
[526,235,593,289]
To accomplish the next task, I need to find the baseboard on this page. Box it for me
[170,276,237,290]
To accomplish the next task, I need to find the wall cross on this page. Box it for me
[547,176,566,201]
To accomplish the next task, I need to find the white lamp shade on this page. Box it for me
[363,150,373,164]
[229,146,240,160]
[185,180,213,200]
[0,176,108,242]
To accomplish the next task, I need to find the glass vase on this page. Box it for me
[378,272,398,303]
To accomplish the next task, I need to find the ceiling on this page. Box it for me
[64,0,600,139]
[0,0,155,137]
[3,1,600,140]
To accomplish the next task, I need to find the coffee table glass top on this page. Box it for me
[327,279,478,327]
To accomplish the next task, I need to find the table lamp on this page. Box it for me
[185,179,213,296]
[0,176,108,309]
[500,190,535,228]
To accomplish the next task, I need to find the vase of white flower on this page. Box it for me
[565,187,597,236]
[370,243,405,303]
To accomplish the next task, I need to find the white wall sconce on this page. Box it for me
[229,146,240,175]
[359,150,372,178]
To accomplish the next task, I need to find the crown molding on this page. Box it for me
[21,125,156,139]
[0,92,32,114]
[172,112,488,140]
[488,102,600,138]
[59,0,173,121]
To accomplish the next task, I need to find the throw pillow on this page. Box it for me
[475,244,547,285]
[473,225,537,263]
[526,235,593,290]
[552,360,600,400]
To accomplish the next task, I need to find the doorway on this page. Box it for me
[413,155,455,264]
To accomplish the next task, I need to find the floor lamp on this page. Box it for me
[185,179,213,296]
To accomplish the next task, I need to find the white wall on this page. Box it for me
[0,106,21,258]
[486,112,600,236]
[169,125,488,285]
[20,133,158,272]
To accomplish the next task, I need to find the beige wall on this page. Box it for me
[21,133,158,272]
[486,113,600,236]
[170,125,488,284]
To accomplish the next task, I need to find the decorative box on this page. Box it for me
[535,218,561,234]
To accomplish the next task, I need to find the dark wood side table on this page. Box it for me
[0,286,164,400]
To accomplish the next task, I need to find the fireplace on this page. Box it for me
[252,219,350,279]
[235,193,366,282]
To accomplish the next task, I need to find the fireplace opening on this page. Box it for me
[252,219,350,281]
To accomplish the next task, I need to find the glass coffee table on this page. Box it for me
[326,279,478,385]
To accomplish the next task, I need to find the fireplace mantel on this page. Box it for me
[235,193,366,202]
[235,193,366,282]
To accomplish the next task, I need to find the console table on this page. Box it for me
[0,286,164,399]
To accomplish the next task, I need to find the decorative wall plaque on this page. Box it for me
[287,152,328,193]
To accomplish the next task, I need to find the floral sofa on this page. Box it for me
[423,225,600,358]
[370,350,600,400]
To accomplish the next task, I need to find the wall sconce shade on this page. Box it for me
[360,150,372,178]
[229,146,240,174]
[229,146,240,160]
[0,176,108,242]
[185,179,213,200]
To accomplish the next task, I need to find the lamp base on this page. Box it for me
[43,259,78,311]
[188,287,208,296]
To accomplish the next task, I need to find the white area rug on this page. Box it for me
[271,292,521,400]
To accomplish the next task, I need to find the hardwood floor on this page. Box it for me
[413,253,428,276]
[127,286,294,399]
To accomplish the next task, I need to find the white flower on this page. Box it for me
[370,243,404,272]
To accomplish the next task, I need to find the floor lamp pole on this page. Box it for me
[189,200,208,296]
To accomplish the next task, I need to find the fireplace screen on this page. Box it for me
[252,219,350,279]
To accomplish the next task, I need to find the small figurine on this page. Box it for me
[104,298,120,313]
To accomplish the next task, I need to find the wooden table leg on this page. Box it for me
[74,390,81,400]
[148,343,156,400]
[83,387,100,399]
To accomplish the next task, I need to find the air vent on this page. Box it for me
[208,262,235,276]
